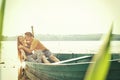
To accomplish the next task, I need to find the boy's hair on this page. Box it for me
[25,32,34,37]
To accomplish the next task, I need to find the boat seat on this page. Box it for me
[52,56,91,64]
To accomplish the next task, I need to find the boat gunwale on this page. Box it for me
[25,59,120,66]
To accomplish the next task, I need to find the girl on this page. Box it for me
[17,35,27,62]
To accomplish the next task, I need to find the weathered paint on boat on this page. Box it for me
[24,53,120,80]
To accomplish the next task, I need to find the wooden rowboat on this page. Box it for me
[24,53,120,80]
[20,25,120,80]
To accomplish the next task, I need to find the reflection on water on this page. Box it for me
[0,41,19,80]
[0,66,18,80]
[0,41,120,80]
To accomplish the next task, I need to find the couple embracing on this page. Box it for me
[17,32,60,63]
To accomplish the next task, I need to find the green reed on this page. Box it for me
[0,0,6,61]
[84,24,113,80]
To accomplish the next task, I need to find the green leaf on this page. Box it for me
[0,0,6,40]
[0,0,6,61]
[84,23,113,80]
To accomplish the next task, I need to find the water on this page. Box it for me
[0,41,120,80]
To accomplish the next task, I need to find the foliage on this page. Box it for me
[2,34,120,41]
[0,0,5,61]
[84,24,113,80]
[0,0,5,41]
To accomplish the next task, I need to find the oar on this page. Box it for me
[52,56,91,64]
[31,26,34,37]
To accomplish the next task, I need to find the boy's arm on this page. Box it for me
[19,45,32,53]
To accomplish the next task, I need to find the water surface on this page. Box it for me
[0,41,120,80]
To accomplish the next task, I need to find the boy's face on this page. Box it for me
[25,35,31,42]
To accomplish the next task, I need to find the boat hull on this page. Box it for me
[24,53,120,80]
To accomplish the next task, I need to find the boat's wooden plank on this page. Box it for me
[52,56,91,64]
[25,69,41,80]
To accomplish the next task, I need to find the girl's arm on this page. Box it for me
[20,49,27,60]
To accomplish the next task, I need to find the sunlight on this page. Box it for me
[2,0,117,36]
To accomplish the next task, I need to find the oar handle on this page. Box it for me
[31,26,34,37]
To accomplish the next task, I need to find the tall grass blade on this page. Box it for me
[0,0,6,79]
[0,0,6,61]
[0,0,5,40]
[84,24,113,80]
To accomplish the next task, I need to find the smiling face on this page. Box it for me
[18,36,25,43]
[25,35,32,44]
[17,36,26,46]
[24,32,34,44]
[25,35,30,41]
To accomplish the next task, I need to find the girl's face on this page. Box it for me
[19,36,25,43]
